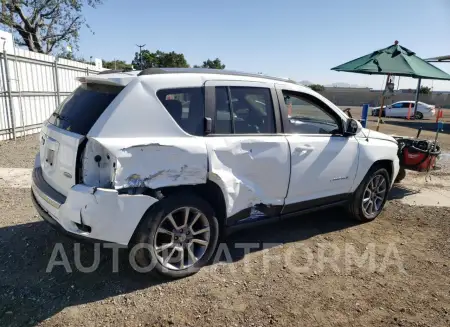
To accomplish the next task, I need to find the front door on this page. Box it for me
[275,86,359,214]
[203,81,290,223]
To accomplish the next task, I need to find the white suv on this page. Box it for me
[31,68,400,278]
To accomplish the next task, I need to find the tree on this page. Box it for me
[419,86,432,94]
[194,58,225,69]
[102,59,132,70]
[131,50,189,69]
[0,0,104,54]
[309,84,325,92]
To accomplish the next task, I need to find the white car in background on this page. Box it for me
[371,101,436,119]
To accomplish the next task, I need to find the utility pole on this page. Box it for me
[136,44,146,70]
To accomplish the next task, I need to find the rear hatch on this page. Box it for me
[40,82,124,196]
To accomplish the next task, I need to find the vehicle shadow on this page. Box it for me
[223,207,358,262]
[385,120,448,135]
[388,184,420,200]
[0,207,357,326]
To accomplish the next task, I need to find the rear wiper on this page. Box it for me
[52,112,68,121]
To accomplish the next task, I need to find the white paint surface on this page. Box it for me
[206,136,290,216]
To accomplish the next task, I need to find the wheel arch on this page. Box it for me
[370,159,394,183]
[129,179,228,246]
[351,156,395,194]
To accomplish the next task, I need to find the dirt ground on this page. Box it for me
[0,116,449,327]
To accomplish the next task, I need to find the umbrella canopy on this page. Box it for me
[331,43,450,80]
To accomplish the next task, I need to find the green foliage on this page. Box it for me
[419,86,432,94]
[102,60,132,70]
[194,58,226,69]
[132,50,189,69]
[58,51,93,64]
[0,0,105,54]
[308,84,325,92]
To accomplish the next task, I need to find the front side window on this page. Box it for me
[214,86,275,134]
[157,87,205,136]
[282,91,341,135]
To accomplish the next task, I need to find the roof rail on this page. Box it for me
[137,68,174,76]
[98,68,135,75]
[137,67,298,84]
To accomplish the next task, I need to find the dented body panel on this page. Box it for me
[32,155,158,245]
[205,136,290,217]
[94,137,208,189]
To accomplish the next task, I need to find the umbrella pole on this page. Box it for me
[376,74,391,131]
[412,78,422,118]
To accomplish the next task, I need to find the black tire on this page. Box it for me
[394,167,406,183]
[348,167,390,222]
[415,112,423,119]
[131,193,219,279]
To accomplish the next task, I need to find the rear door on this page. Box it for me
[40,83,123,196]
[204,80,290,222]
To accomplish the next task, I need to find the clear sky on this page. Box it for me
[78,0,450,90]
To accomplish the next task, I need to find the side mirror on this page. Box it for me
[344,118,361,136]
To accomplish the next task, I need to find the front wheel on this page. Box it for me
[348,167,390,222]
[415,112,424,119]
[131,193,219,279]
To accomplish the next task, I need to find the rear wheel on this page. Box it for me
[131,193,219,279]
[348,167,390,222]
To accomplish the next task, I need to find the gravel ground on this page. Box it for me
[0,190,449,327]
[0,135,39,168]
[0,133,449,327]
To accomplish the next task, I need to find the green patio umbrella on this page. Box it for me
[331,41,450,129]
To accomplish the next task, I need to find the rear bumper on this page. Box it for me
[31,160,158,245]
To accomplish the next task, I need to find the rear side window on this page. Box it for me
[48,83,123,135]
[157,87,205,136]
[214,86,275,134]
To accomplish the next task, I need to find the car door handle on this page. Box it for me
[293,146,314,155]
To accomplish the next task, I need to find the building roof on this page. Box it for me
[425,55,450,63]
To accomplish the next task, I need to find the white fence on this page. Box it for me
[0,30,106,141]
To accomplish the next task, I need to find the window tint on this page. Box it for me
[157,87,205,136]
[282,91,340,134]
[48,83,123,135]
[392,103,403,108]
[214,86,275,134]
[215,87,233,134]
[402,102,412,108]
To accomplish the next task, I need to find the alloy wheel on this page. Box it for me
[362,174,387,218]
[154,207,210,270]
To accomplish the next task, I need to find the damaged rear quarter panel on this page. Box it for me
[92,137,208,189]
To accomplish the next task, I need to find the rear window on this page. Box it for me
[156,87,205,136]
[48,83,123,135]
